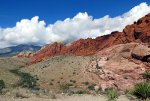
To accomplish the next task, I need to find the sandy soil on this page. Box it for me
[0,95,131,101]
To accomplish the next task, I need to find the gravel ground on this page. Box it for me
[0,95,131,101]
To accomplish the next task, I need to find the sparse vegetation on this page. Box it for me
[70,80,76,83]
[60,83,73,92]
[51,79,55,81]
[132,82,150,99]
[88,85,95,90]
[75,90,87,94]
[49,82,53,85]
[0,80,5,93]
[143,71,150,81]
[73,72,76,75]
[82,82,89,85]
[106,89,118,101]
[124,89,131,95]
[10,68,39,90]
[96,63,101,69]
[15,92,29,98]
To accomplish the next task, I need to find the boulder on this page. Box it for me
[132,44,150,62]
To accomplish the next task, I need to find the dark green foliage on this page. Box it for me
[132,82,150,99]
[0,80,5,92]
[88,85,95,90]
[19,73,39,90]
[10,68,39,90]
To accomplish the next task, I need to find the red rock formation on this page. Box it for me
[26,13,150,64]
[87,43,150,90]
[32,42,64,63]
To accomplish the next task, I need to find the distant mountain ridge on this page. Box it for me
[0,44,41,57]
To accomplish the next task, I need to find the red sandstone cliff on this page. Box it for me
[23,13,150,64]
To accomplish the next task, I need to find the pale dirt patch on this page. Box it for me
[0,95,131,101]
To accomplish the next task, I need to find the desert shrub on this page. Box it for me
[124,89,131,95]
[9,68,20,74]
[143,71,150,80]
[49,82,53,85]
[60,83,73,92]
[10,68,39,90]
[18,73,39,90]
[132,82,150,99]
[75,90,87,94]
[50,93,56,99]
[106,89,118,101]
[82,82,89,85]
[0,80,5,93]
[96,63,101,69]
[51,79,55,81]
[73,72,76,75]
[70,80,76,83]
[88,85,95,90]
[15,92,28,98]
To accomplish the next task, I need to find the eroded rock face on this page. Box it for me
[17,51,33,58]
[86,43,149,91]
[24,13,150,64]
[131,44,150,62]
[32,42,64,63]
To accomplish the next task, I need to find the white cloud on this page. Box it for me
[0,2,150,48]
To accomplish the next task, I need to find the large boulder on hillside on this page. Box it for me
[131,44,150,62]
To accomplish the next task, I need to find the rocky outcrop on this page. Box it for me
[32,42,64,63]
[131,44,150,62]
[123,13,150,44]
[25,13,150,64]
[17,51,33,58]
[87,43,150,91]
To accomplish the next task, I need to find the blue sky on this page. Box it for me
[0,0,150,27]
[0,1,150,48]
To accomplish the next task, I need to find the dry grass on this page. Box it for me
[21,55,96,92]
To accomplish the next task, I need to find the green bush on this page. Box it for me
[132,82,150,99]
[88,85,95,90]
[106,89,118,101]
[143,71,150,80]
[19,73,39,90]
[0,80,5,92]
